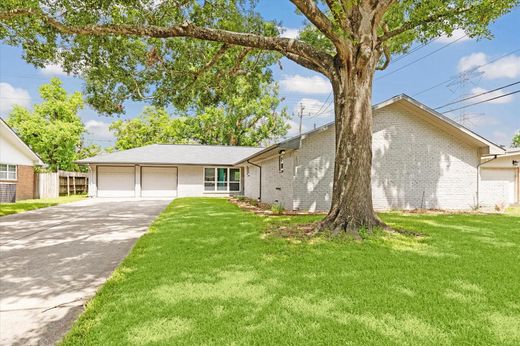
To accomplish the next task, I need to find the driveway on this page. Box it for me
[0,198,171,346]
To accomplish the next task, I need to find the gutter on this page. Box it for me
[247,159,262,201]
[477,154,499,207]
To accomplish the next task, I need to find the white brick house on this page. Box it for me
[239,95,506,211]
[78,95,512,210]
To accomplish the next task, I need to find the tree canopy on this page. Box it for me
[513,132,520,148]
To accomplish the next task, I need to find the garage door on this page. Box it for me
[481,168,517,206]
[141,166,177,197]
[97,166,135,197]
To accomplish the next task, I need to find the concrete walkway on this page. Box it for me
[0,198,171,346]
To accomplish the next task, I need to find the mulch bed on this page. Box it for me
[228,197,327,217]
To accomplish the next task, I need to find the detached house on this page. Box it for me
[0,118,44,202]
[78,95,514,210]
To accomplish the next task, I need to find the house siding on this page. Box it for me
[256,152,295,209]
[257,104,481,211]
[0,165,35,201]
[244,165,260,200]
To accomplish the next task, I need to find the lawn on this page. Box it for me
[0,195,86,216]
[62,198,520,345]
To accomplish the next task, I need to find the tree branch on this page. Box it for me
[379,6,472,42]
[375,44,390,70]
[289,0,340,43]
[0,8,334,76]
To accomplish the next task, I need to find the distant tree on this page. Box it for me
[111,80,288,149]
[187,79,288,146]
[7,78,85,171]
[513,132,520,148]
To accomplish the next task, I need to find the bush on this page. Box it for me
[271,203,285,215]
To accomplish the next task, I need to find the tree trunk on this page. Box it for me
[317,58,383,236]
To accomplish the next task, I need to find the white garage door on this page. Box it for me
[141,166,177,197]
[481,168,517,206]
[97,166,135,197]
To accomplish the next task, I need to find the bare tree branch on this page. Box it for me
[0,8,334,76]
[375,44,390,70]
[380,6,472,42]
[289,0,341,44]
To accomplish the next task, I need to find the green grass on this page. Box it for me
[0,195,86,216]
[506,206,520,216]
[62,198,520,345]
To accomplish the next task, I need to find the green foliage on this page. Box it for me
[111,80,288,150]
[512,132,520,148]
[271,202,285,214]
[7,78,85,171]
[61,198,520,345]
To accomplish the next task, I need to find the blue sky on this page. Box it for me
[0,3,519,147]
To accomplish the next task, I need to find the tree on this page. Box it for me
[110,107,193,150]
[7,78,85,171]
[111,80,288,149]
[513,132,520,148]
[187,78,288,146]
[1,1,517,235]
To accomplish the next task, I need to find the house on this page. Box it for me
[76,145,263,198]
[0,118,44,202]
[78,95,511,211]
[480,149,520,207]
[238,95,506,211]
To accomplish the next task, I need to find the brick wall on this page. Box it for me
[16,165,35,200]
[257,103,481,211]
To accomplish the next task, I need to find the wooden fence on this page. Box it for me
[36,170,89,199]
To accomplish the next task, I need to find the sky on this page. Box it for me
[0,2,519,148]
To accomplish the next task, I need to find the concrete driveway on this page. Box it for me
[0,198,171,346]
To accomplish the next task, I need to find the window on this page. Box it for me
[204,167,241,192]
[0,164,17,180]
[278,151,285,173]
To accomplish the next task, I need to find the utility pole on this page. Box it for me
[298,103,305,135]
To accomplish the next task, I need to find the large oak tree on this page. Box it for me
[1,0,517,234]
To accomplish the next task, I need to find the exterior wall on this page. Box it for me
[257,104,482,211]
[243,164,260,200]
[1,129,37,200]
[480,154,520,206]
[257,152,295,209]
[371,105,479,210]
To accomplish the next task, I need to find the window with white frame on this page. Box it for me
[204,167,241,192]
[278,150,285,173]
[0,164,17,180]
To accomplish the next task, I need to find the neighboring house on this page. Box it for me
[480,149,520,207]
[78,94,511,211]
[76,145,263,198]
[0,118,44,202]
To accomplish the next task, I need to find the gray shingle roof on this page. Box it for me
[76,144,264,166]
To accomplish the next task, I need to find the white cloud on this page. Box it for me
[491,130,511,145]
[470,87,514,104]
[436,28,471,44]
[480,55,520,79]
[84,120,114,141]
[280,74,331,94]
[279,27,300,39]
[0,82,31,115]
[293,98,334,118]
[40,63,68,76]
[458,52,520,79]
[460,113,498,128]
[458,52,487,73]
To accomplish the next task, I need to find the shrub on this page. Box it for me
[271,203,285,215]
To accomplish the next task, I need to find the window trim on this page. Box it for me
[203,167,241,193]
[278,151,285,173]
[0,163,17,181]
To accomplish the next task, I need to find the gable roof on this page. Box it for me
[0,118,44,165]
[236,94,505,164]
[76,144,264,166]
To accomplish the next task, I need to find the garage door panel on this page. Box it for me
[481,168,516,206]
[97,166,135,197]
[141,167,177,197]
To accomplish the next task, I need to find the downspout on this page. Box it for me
[247,160,262,201]
[477,154,499,207]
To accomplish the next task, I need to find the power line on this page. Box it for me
[442,89,520,113]
[375,35,467,81]
[412,47,520,97]
[435,80,520,109]
[392,40,433,64]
